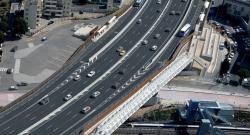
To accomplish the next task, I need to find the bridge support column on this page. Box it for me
[94,54,193,135]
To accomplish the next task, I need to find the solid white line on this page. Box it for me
[19,1,172,134]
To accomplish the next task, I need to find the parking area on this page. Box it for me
[0,16,111,91]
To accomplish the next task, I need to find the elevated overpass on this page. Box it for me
[0,0,206,134]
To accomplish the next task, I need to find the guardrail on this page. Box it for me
[0,3,133,113]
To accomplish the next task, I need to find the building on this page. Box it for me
[24,0,43,29]
[223,0,250,31]
[43,0,72,17]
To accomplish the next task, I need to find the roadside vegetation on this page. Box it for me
[143,108,176,121]
[234,110,250,123]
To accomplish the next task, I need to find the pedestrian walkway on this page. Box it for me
[159,84,250,110]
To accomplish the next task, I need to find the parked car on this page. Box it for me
[17,82,28,86]
[9,86,18,90]
[47,21,54,25]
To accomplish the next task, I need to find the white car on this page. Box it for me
[64,94,72,101]
[156,0,161,4]
[91,91,101,98]
[87,71,95,77]
[74,74,81,81]
[81,106,91,114]
[151,45,158,51]
[119,50,126,56]
[229,52,234,58]
[41,37,47,41]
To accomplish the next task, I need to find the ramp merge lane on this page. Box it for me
[0,0,203,134]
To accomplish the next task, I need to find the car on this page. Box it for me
[181,0,187,2]
[154,34,160,39]
[64,94,72,101]
[74,74,81,81]
[87,71,95,77]
[164,28,170,32]
[175,11,181,15]
[17,82,28,86]
[10,46,18,52]
[41,37,47,41]
[136,19,142,24]
[156,9,161,13]
[91,91,101,98]
[141,40,148,45]
[119,50,126,56]
[156,0,161,4]
[151,45,158,51]
[9,86,18,90]
[6,68,13,74]
[47,21,54,25]
[219,43,224,50]
[169,10,176,15]
[227,57,232,63]
[229,52,234,58]
[81,106,91,114]
[116,46,124,52]
[111,83,120,89]
[79,10,84,14]
[39,96,49,105]
[118,69,127,75]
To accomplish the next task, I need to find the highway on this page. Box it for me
[0,0,203,134]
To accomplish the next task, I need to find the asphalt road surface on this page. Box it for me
[0,0,203,134]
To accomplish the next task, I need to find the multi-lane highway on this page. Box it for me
[0,0,204,134]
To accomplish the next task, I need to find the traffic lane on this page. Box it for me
[0,3,140,121]
[0,0,169,134]
[31,38,157,135]
[0,0,155,122]
[30,1,191,133]
[62,1,203,133]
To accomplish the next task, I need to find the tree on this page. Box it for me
[238,68,250,78]
[12,17,28,36]
[0,31,4,43]
[0,19,8,33]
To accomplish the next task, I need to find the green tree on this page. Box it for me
[220,60,230,76]
[13,17,28,36]
[0,31,4,43]
[238,68,250,78]
[0,19,8,32]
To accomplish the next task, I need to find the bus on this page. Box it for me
[179,23,191,37]
[133,0,145,7]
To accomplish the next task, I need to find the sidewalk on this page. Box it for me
[159,84,250,109]
[0,91,26,106]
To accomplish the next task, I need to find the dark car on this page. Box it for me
[39,96,49,105]
[47,21,54,25]
[17,82,28,86]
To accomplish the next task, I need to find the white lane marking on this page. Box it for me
[19,0,171,134]
[14,59,21,74]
